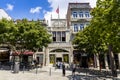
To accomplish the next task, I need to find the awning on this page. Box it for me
[12,51,21,56]
[0,49,9,52]
[23,51,34,55]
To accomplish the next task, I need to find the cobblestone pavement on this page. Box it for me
[0,66,119,80]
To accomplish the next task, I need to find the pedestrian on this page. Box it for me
[72,60,76,76]
[62,62,66,76]
[57,61,60,69]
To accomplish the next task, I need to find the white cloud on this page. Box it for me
[6,4,14,11]
[30,7,42,14]
[44,0,97,26]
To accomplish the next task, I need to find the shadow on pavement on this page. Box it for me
[67,74,106,80]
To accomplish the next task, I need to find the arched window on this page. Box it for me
[74,24,78,32]
[79,12,83,18]
[85,12,90,17]
[73,12,77,18]
[80,24,84,30]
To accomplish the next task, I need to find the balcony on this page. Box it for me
[48,42,72,48]
[47,27,67,31]
[71,17,91,22]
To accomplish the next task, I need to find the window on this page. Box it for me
[79,12,83,18]
[49,54,55,64]
[74,24,78,32]
[56,31,61,42]
[52,32,56,42]
[62,31,66,41]
[80,24,84,30]
[73,12,77,18]
[85,12,90,17]
[63,54,69,63]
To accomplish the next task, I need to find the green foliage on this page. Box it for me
[0,18,52,51]
[0,18,17,44]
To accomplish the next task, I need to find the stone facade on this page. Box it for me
[45,19,73,66]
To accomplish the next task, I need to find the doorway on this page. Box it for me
[56,57,62,62]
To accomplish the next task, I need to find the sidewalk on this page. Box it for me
[0,66,119,80]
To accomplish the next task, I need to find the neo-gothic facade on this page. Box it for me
[45,19,73,66]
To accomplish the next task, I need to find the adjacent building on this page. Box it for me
[66,3,92,68]
[66,3,120,70]
[0,8,11,20]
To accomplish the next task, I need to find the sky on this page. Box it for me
[0,0,97,21]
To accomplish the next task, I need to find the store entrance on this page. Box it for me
[56,57,62,62]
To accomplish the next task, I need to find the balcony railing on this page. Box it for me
[47,27,67,31]
[71,17,91,22]
[48,42,72,47]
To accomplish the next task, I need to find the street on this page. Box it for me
[0,66,118,80]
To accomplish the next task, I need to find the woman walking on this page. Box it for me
[72,60,76,76]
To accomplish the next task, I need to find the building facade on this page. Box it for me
[66,3,120,70]
[45,19,73,66]
[66,3,92,68]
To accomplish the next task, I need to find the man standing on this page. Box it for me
[62,62,66,76]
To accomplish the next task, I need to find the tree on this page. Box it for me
[0,18,17,49]
[15,19,52,51]
[73,0,120,77]
[0,18,52,52]
[91,0,120,77]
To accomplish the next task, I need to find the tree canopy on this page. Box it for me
[0,18,52,51]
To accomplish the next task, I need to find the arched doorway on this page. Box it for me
[49,48,69,64]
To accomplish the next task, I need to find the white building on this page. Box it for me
[45,19,73,66]
[0,8,11,20]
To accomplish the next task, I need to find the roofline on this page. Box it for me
[69,2,90,4]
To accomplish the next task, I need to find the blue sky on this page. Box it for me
[0,0,97,21]
[0,0,51,20]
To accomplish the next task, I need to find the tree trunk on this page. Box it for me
[108,45,117,77]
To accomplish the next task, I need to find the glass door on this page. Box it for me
[49,54,55,64]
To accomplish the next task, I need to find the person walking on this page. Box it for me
[62,62,66,76]
[72,60,76,76]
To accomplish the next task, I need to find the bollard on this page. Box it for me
[49,68,51,76]
[23,66,25,73]
[11,65,13,72]
[85,68,88,79]
[36,66,38,74]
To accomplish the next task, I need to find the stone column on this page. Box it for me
[104,54,109,70]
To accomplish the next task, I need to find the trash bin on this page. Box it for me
[14,62,19,73]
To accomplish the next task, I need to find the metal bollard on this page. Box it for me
[36,66,38,74]
[49,68,51,76]
[10,65,13,72]
[23,66,25,73]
